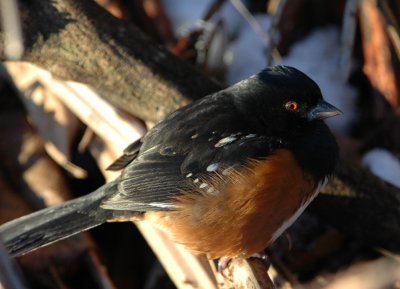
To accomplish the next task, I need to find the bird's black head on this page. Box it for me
[227,65,341,180]
[229,65,341,136]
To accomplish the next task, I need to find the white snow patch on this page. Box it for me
[225,14,271,84]
[362,149,400,188]
[161,0,244,37]
[206,163,220,172]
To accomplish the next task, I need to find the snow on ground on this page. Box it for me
[224,14,271,84]
[161,0,244,37]
[161,0,211,36]
[362,149,400,188]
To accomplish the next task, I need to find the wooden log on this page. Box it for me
[312,161,400,253]
[2,0,220,123]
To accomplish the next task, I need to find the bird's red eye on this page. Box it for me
[285,101,298,111]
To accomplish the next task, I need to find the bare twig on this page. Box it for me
[0,241,27,289]
[84,250,118,289]
[202,0,227,21]
[0,0,24,60]
[338,0,359,82]
[266,0,287,65]
[230,0,269,43]
[230,0,282,64]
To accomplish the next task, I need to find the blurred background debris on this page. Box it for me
[0,0,399,288]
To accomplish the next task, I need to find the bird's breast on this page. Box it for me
[145,149,317,259]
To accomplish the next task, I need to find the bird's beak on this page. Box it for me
[307,100,342,120]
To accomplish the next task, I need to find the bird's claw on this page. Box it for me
[217,256,233,280]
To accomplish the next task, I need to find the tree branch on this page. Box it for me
[5,0,220,122]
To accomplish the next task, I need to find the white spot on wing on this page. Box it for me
[271,178,328,242]
[191,134,199,139]
[244,134,257,139]
[206,163,220,172]
[193,178,199,183]
[186,173,193,178]
[199,183,208,189]
[148,202,181,209]
[215,136,237,148]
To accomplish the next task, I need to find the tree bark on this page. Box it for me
[8,0,220,122]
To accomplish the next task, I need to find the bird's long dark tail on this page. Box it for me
[0,179,120,257]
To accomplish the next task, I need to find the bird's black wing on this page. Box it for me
[100,92,287,212]
[106,139,143,171]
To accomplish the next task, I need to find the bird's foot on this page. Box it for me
[218,256,232,272]
[217,256,234,280]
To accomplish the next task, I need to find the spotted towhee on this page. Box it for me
[0,66,340,260]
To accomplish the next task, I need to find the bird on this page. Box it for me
[0,65,340,260]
